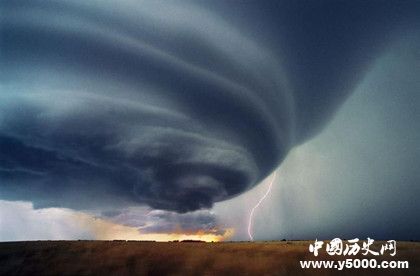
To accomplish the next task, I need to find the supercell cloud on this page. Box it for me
[1,0,419,212]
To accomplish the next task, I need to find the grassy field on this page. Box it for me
[0,241,419,275]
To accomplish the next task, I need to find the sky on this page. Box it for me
[0,0,419,241]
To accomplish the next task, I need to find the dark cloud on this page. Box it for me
[143,210,224,235]
[103,208,226,236]
[233,33,420,240]
[1,0,419,212]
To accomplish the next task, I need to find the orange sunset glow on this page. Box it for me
[72,210,234,242]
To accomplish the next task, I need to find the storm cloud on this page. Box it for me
[102,208,227,236]
[1,0,419,212]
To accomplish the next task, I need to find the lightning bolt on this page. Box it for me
[247,170,277,241]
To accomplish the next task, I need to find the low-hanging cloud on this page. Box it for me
[1,0,419,212]
[102,208,227,236]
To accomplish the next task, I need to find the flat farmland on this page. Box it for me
[0,241,419,275]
